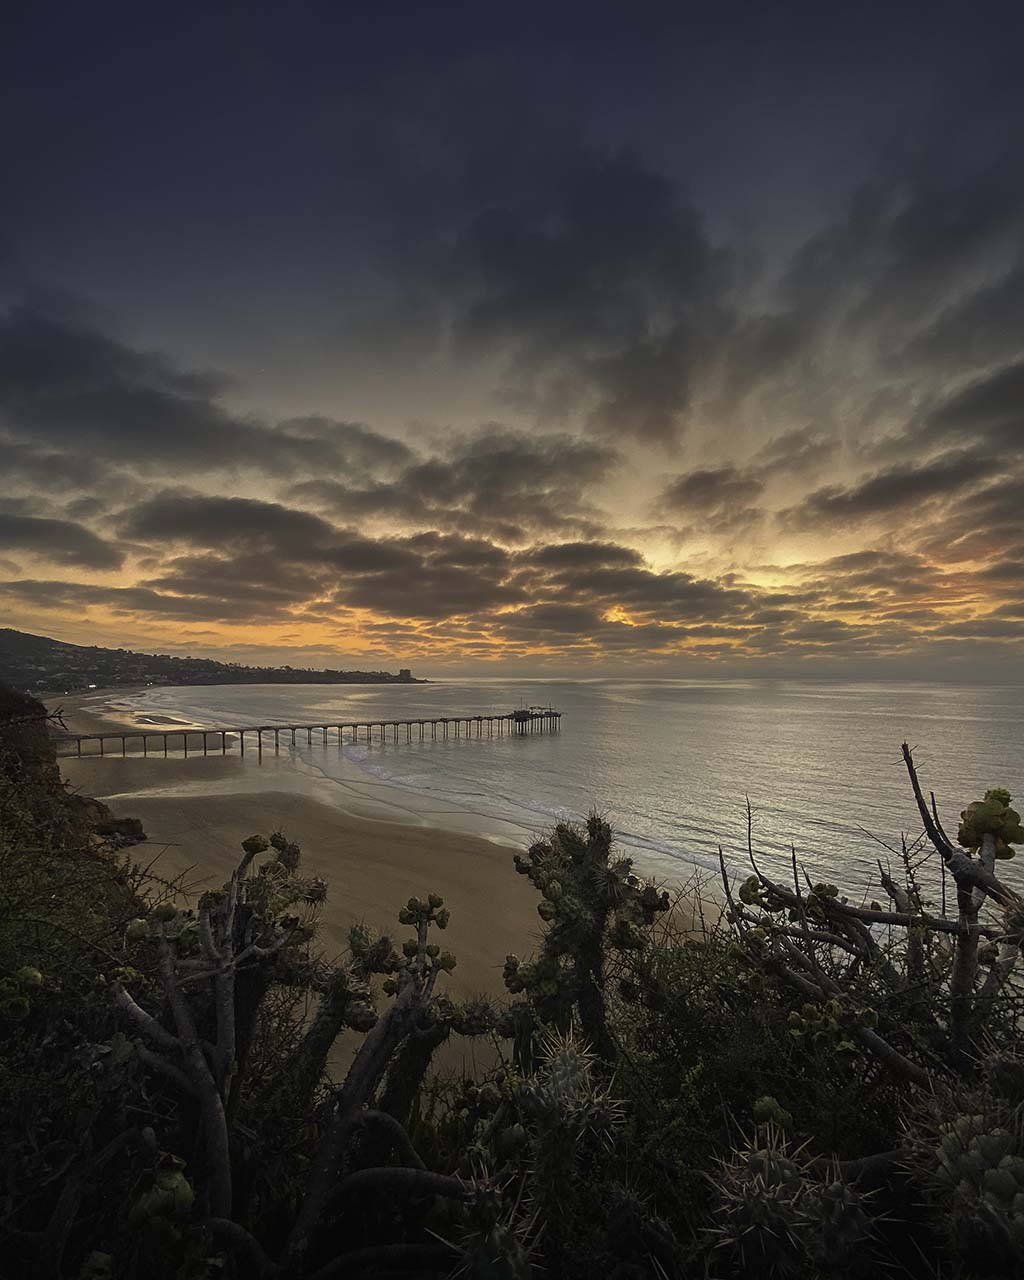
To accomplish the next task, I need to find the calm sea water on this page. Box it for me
[109,679,1024,895]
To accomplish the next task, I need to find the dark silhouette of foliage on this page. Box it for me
[3,686,1024,1280]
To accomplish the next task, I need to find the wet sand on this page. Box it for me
[49,689,715,1075]
[52,692,540,1008]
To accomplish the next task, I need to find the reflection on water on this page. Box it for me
[106,678,1024,893]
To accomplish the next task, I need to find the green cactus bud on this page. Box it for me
[439,952,457,972]
[426,943,440,958]
[407,896,422,913]
[78,1251,113,1280]
[402,939,418,958]
[977,1130,1013,1166]
[346,1001,377,1032]
[151,903,178,922]
[428,892,444,909]
[435,907,450,929]
[500,1121,528,1154]
[128,1158,194,1227]
[984,1168,1019,1204]
[15,966,43,989]
[241,834,270,855]
[537,901,557,921]
[2,994,30,1021]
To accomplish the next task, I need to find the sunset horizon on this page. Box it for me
[3,3,1022,681]
[4,7,1024,1279]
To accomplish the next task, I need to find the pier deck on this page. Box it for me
[55,709,561,758]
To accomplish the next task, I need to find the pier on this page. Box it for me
[55,707,561,759]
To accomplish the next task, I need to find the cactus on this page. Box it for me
[709,1125,878,1278]
[958,789,1024,859]
[805,1170,878,1278]
[927,1113,1024,1271]
[508,814,669,1060]
[709,1126,809,1278]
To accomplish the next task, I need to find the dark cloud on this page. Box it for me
[780,451,993,529]
[522,541,643,571]
[657,435,834,530]
[140,553,327,608]
[752,428,836,477]
[898,266,1024,374]
[331,534,524,620]
[276,416,413,477]
[914,475,1024,563]
[978,557,1024,583]
[923,361,1024,454]
[0,578,278,622]
[109,497,526,622]
[793,549,942,598]
[531,560,754,624]
[496,603,606,638]
[660,466,765,514]
[0,436,103,490]
[291,426,616,542]
[4,116,1024,671]
[439,153,729,445]
[0,303,409,480]
[122,493,337,549]
[0,513,122,569]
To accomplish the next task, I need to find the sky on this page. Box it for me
[1,0,1022,678]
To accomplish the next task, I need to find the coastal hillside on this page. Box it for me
[0,628,421,694]
[3,682,1024,1277]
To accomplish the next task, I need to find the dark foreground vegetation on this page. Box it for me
[0,629,420,694]
[2,684,1023,1279]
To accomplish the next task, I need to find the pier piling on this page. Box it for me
[54,708,561,759]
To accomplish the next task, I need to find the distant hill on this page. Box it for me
[0,629,422,693]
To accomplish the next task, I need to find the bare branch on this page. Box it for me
[207,1218,280,1277]
[902,744,956,861]
[137,1045,194,1094]
[111,983,180,1053]
[333,1166,473,1202]
[306,1243,462,1280]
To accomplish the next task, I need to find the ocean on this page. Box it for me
[103,678,1024,896]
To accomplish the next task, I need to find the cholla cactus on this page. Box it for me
[455,1223,533,1280]
[709,1126,809,1278]
[113,834,320,1217]
[709,1125,878,1279]
[454,1027,626,1274]
[603,1182,678,1278]
[805,1169,878,1278]
[517,1029,623,1215]
[0,963,47,1023]
[927,1113,1024,1272]
[507,814,669,1060]
[517,1027,623,1133]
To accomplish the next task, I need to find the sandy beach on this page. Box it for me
[49,687,716,1083]
[51,691,542,1012]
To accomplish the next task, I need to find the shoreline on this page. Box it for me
[50,687,726,886]
[50,691,544,999]
[49,692,718,1004]
[50,687,538,848]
